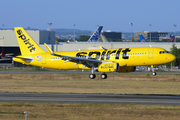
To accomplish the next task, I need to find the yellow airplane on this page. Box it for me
[13,27,175,79]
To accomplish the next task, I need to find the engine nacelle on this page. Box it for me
[117,66,136,73]
[98,63,119,72]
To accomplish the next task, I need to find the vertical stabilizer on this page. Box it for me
[87,26,103,42]
[169,35,175,42]
[139,34,147,42]
[14,27,46,55]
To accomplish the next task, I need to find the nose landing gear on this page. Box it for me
[151,65,156,76]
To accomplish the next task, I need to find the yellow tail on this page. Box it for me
[14,27,46,55]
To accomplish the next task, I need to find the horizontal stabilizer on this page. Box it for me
[13,56,33,63]
[5,53,14,56]
[0,58,12,61]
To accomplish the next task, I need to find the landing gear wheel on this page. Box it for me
[152,72,156,76]
[89,74,96,79]
[101,73,107,79]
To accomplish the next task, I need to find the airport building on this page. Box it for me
[102,31,122,41]
[0,29,55,46]
[0,29,55,59]
[134,31,168,41]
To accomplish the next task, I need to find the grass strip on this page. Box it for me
[0,102,180,120]
[0,74,180,95]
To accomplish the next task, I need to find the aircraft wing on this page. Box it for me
[51,53,102,68]
[0,58,12,61]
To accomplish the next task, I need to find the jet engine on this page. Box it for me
[98,63,119,72]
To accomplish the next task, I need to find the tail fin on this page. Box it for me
[87,26,103,42]
[0,47,5,58]
[14,27,46,55]
[169,35,175,42]
[139,34,147,42]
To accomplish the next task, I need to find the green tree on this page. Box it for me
[56,38,74,42]
[129,38,134,42]
[160,39,169,42]
[56,38,68,42]
[77,35,90,42]
[151,39,160,42]
[107,38,122,42]
[170,44,180,66]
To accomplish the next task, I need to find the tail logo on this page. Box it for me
[17,29,36,52]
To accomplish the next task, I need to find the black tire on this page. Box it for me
[89,74,96,79]
[152,72,156,76]
[101,73,107,79]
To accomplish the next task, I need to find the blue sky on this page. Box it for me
[1,0,179,32]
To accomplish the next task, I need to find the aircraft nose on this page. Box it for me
[168,54,176,63]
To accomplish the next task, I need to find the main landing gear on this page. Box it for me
[89,67,107,79]
[89,73,108,79]
[151,65,156,76]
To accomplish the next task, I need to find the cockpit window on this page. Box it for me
[159,51,170,54]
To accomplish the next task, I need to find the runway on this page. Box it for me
[0,71,180,75]
[0,93,180,105]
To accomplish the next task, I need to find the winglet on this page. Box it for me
[44,43,53,53]
[13,56,33,63]
[99,46,103,49]
[99,46,107,50]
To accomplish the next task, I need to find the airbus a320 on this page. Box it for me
[13,27,175,79]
